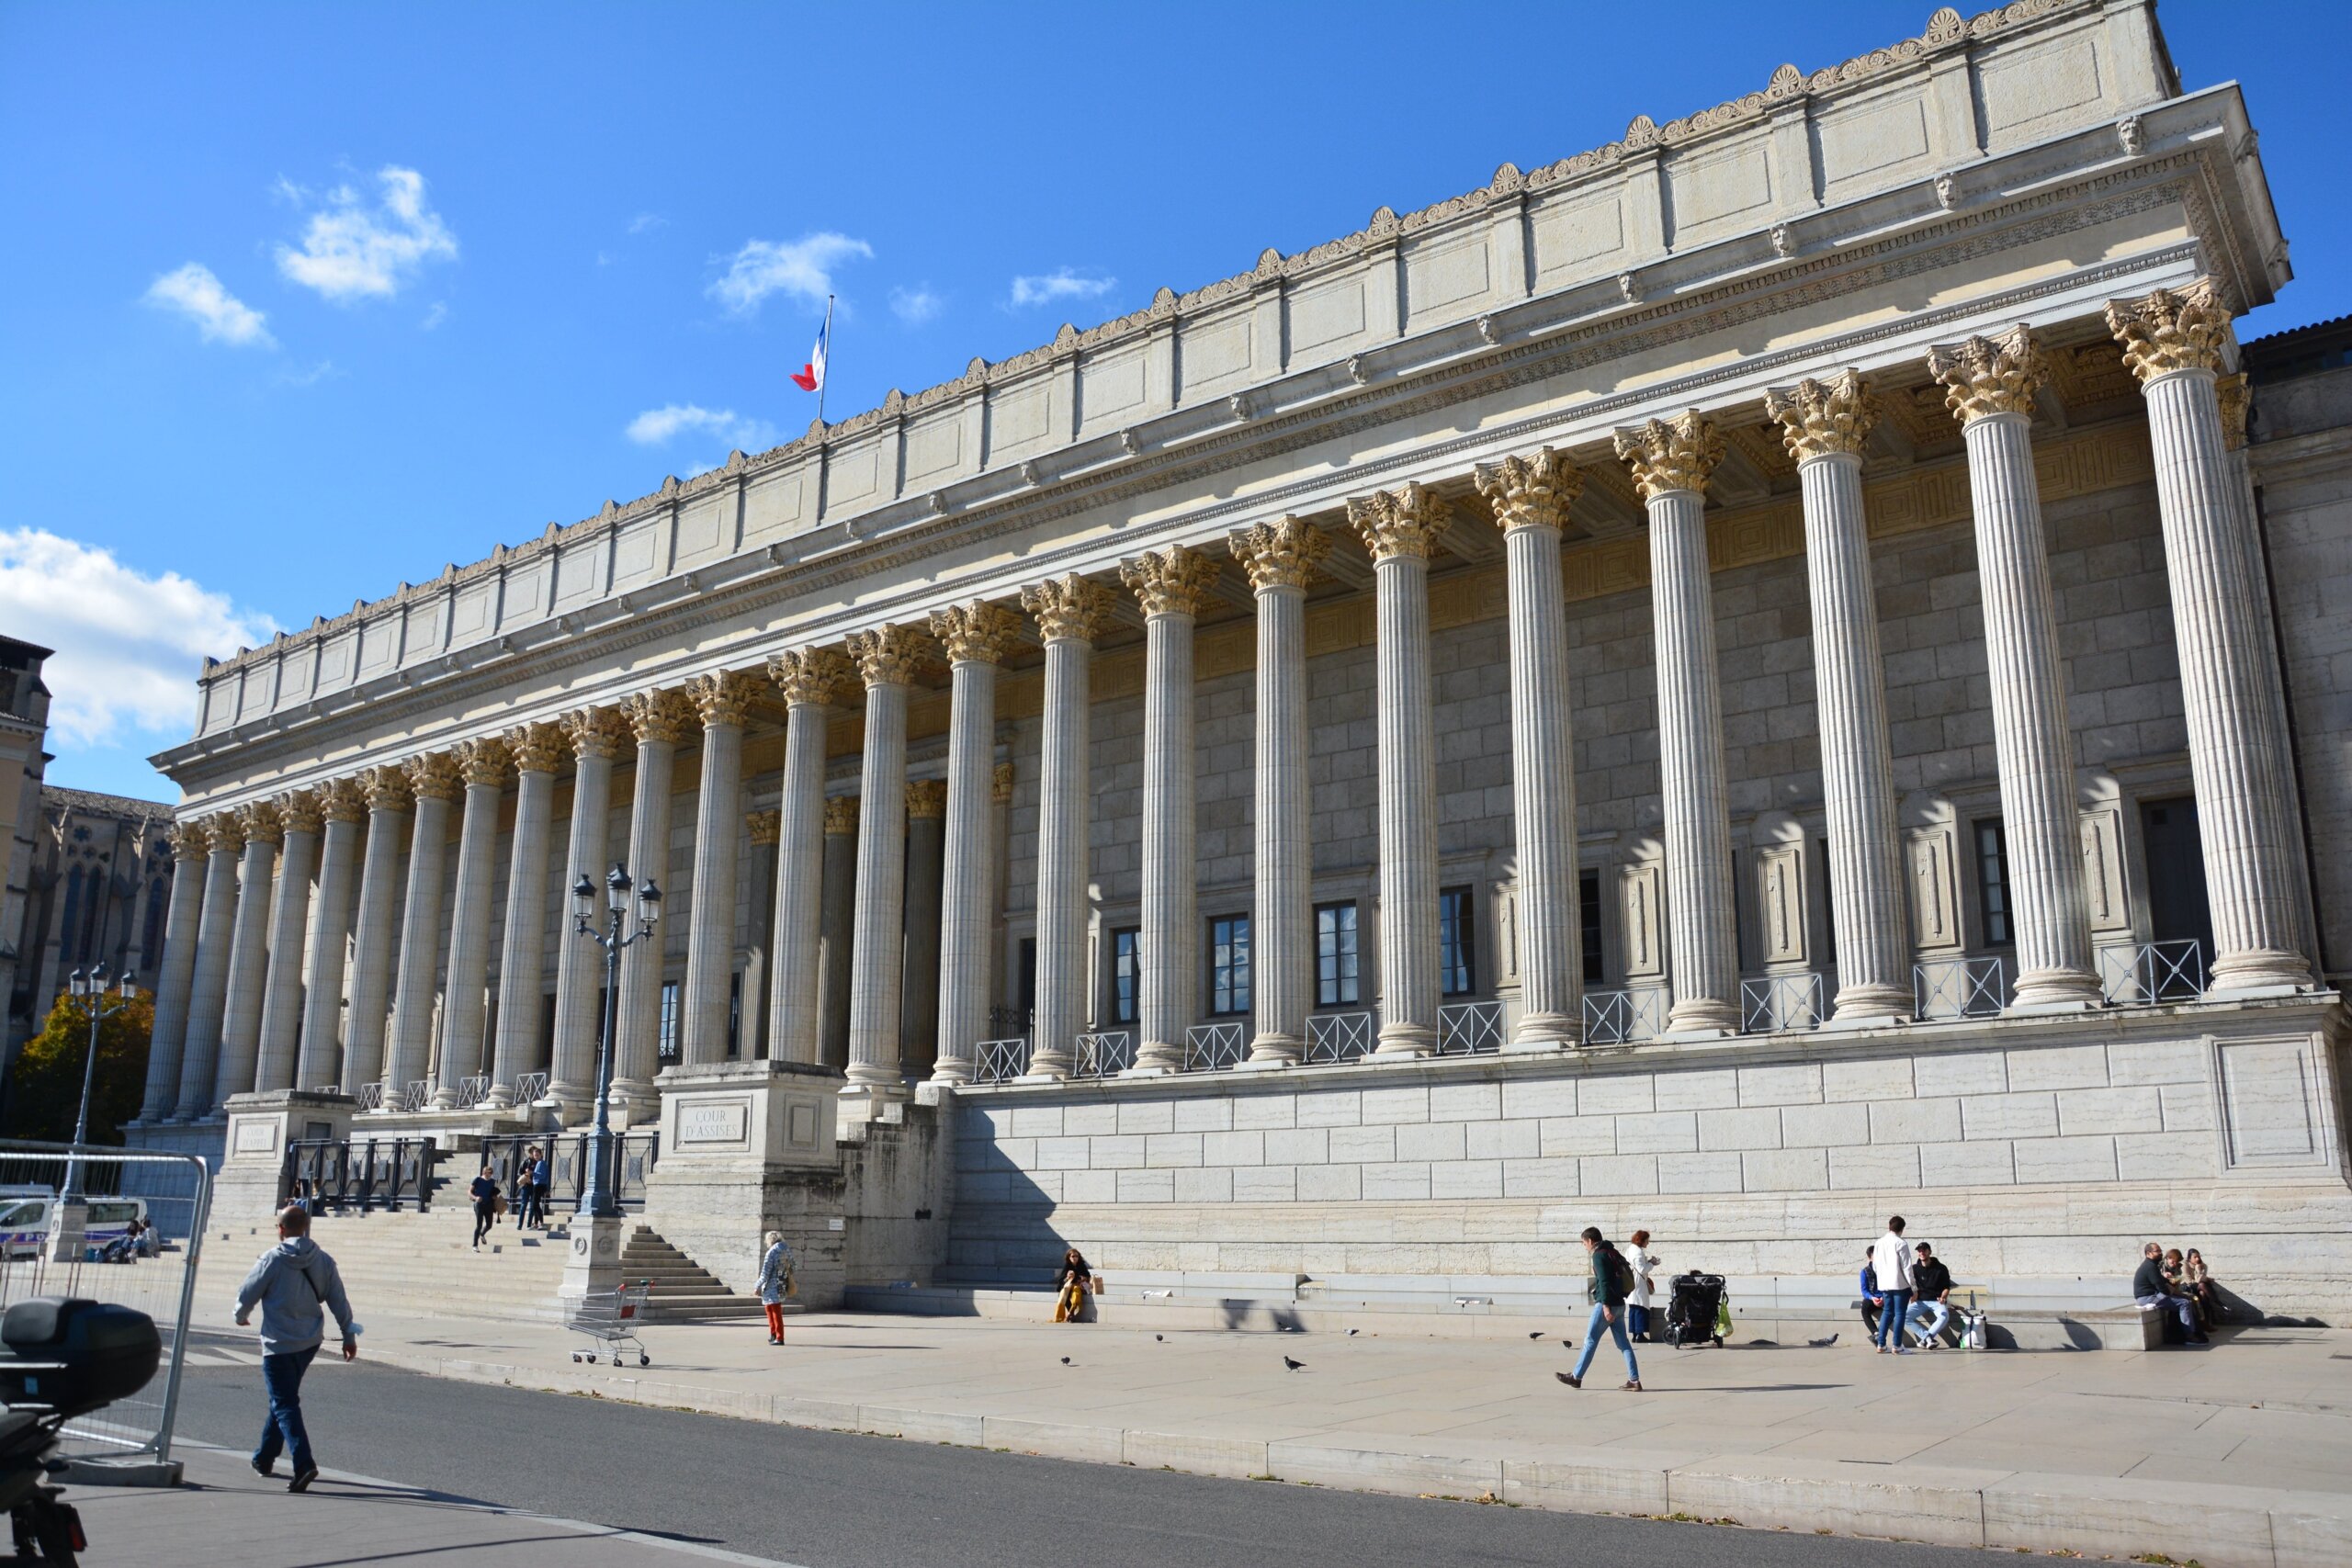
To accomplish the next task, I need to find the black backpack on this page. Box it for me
[1603,1245,1634,1300]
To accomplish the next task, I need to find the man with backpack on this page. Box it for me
[1556,1226,1642,1392]
[233,1204,358,1494]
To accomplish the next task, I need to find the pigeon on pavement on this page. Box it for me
[1283,1356,1305,1371]
[1060,1356,1072,1365]
[1808,1333,1839,1348]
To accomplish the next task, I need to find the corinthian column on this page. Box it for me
[293,780,367,1089]
[486,723,564,1105]
[1928,326,2101,1008]
[1227,520,1326,1065]
[843,625,930,1108]
[926,604,1019,1082]
[819,795,858,1069]
[615,689,693,1109]
[212,800,283,1108]
[1475,450,1585,1049]
[175,816,243,1118]
[385,752,462,1106]
[901,780,948,1076]
[1116,547,1222,1074]
[341,766,410,1101]
[743,808,780,1057]
[2109,280,2314,994]
[1616,412,1740,1034]
[1347,485,1448,1057]
[1020,576,1114,1080]
[766,649,854,1066]
[549,707,627,1121]
[432,736,509,1107]
[252,792,321,1095]
[683,670,760,1064]
[1766,371,1912,1023]
[136,818,210,1122]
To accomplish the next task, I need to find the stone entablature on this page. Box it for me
[169,0,2225,773]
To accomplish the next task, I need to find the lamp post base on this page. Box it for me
[556,1211,628,1306]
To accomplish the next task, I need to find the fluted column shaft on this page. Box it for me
[489,743,560,1103]
[175,835,243,1118]
[137,826,209,1121]
[818,803,857,1070]
[684,679,753,1065]
[901,787,946,1077]
[845,667,912,1095]
[769,693,834,1065]
[342,786,408,1099]
[549,716,621,1119]
[294,801,364,1089]
[384,789,457,1102]
[615,692,690,1106]
[252,816,318,1094]
[1023,579,1109,1081]
[433,751,507,1106]
[933,653,1001,1080]
[212,822,281,1108]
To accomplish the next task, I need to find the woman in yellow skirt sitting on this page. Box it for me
[1052,1246,1092,1323]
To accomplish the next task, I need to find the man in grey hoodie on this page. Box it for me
[233,1204,357,1493]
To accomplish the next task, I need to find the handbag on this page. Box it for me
[492,1191,508,1216]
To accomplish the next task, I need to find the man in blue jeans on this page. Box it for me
[1873,1215,1916,1356]
[1555,1226,1642,1392]
[234,1204,358,1493]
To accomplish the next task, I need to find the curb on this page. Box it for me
[361,1344,2349,1568]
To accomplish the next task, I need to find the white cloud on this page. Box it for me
[890,285,944,325]
[625,403,776,451]
[708,232,870,315]
[0,529,277,750]
[420,301,447,331]
[142,263,274,348]
[276,165,458,302]
[628,212,666,235]
[1010,268,1116,308]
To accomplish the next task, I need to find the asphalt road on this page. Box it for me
[170,1338,1994,1568]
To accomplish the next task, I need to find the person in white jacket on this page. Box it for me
[1872,1216,1916,1356]
[1626,1230,1660,1342]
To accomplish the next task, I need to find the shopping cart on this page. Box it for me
[566,1280,653,1367]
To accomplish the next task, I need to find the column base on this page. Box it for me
[1243,1033,1301,1069]
[1372,1023,1434,1059]
[928,1060,976,1086]
[1829,982,1915,1030]
[2010,966,2104,1010]
[479,1085,517,1111]
[1666,998,1740,1035]
[605,1078,661,1127]
[2210,947,2317,996]
[1019,1052,1073,1082]
[1820,1010,1910,1033]
[1126,1040,1185,1077]
[1505,1010,1577,1053]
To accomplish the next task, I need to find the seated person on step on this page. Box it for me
[1053,1246,1093,1324]
[1905,1242,1955,1347]
[1859,1247,1883,1340]
[2133,1241,2208,1344]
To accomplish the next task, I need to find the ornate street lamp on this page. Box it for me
[61,966,135,1202]
[569,864,660,1220]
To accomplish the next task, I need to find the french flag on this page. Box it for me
[790,314,829,393]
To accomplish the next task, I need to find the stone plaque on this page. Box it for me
[787,1101,819,1149]
[677,1100,751,1146]
[232,1117,279,1156]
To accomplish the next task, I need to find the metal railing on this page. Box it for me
[399,1079,431,1113]
[973,1037,1029,1084]
[1740,971,1826,1034]
[514,1071,550,1104]
[1075,1031,1135,1078]
[350,1080,384,1112]
[1436,999,1504,1056]
[283,1137,440,1213]
[542,1130,660,1211]
[1186,1021,1247,1072]
[985,1005,1033,1039]
[1581,987,1666,1045]
[2099,939,2208,1005]
[456,1075,492,1110]
[1304,1010,1375,1065]
[1915,954,2007,1020]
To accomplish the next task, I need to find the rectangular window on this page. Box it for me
[1579,869,1605,986]
[1017,939,1037,1024]
[1974,818,2013,947]
[1209,914,1251,1017]
[1111,927,1140,1025]
[659,980,681,1062]
[1316,901,1360,1008]
[1438,886,1476,997]
[727,971,742,1059]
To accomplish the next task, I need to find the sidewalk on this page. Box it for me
[186,1298,2352,1568]
[76,1442,800,1566]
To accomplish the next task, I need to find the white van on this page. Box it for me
[0,1195,148,1259]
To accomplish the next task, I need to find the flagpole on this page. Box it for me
[815,293,834,427]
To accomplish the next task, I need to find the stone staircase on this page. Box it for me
[618,1225,765,1322]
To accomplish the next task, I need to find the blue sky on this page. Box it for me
[2,1,2340,803]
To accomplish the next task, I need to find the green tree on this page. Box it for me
[3,987,153,1146]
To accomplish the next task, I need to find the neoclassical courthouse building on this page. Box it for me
[132,1,2352,1317]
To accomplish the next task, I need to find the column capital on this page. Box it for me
[561,705,630,761]
[1345,481,1450,561]
[1613,410,1724,501]
[928,602,1023,664]
[623,687,696,747]
[823,795,860,836]
[276,789,323,837]
[1119,545,1222,617]
[1764,368,1878,461]
[1473,446,1583,532]
[767,646,856,707]
[402,750,464,804]
[454,735,511,790]
[906,779,948,820]
[991,761,1014,803]
[2106,277,2231,383]
[688,668,763,730]
[1020,575,1115,644]
[167,817,211,861]
[236,799,284,848]
[746,808,783,847]
[1927,322,2045,423]
[2217,372,2250,452]
[505,720,567,775]
[845,624,933,687]
[361,762,414,813]
[1227,515,1329,591]
[315,777,368,825]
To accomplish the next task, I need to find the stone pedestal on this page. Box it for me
[215,1089,356,1233]
[644,1058,850,1305]
[556,1213,628,1308]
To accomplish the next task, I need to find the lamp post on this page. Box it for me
[569,864,661,1219]
[61,966,136,1203]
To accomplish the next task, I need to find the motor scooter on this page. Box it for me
[0,1297,164,1565]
